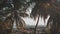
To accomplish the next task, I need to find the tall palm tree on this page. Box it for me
[6,0,34,34]
[31,0,54,34]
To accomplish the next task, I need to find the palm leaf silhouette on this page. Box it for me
[0,0,33,34]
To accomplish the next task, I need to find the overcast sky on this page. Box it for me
[22,15,50,27]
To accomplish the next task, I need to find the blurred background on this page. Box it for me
[0,0,60,34]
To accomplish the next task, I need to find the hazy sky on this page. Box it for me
[21,15,50,27]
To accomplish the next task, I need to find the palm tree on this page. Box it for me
[31,0,54,34]
[0,0,26,34]
[2,0,34,33]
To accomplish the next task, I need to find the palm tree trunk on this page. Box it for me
[34,15,40,34]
